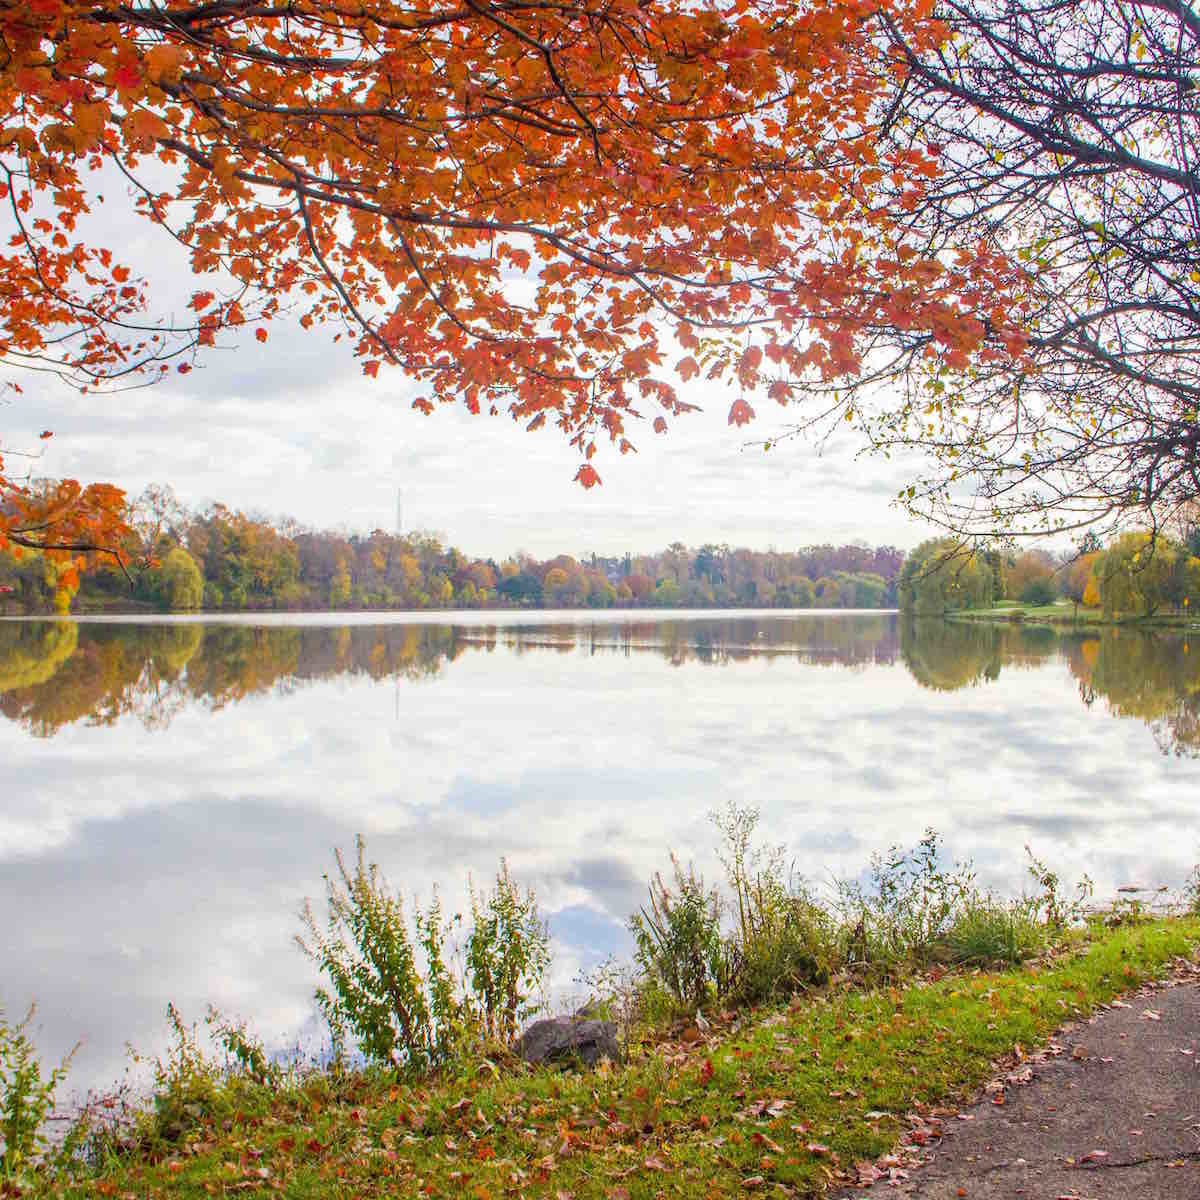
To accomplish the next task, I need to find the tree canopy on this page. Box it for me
[1,0,1030,573]
[812,0,1200,539]
[5,0,1196,568]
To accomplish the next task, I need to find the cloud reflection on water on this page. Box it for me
[1,611,1198,1096]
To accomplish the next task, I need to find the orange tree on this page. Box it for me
[0,0,1028,580]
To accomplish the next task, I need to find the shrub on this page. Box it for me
[464,862,551,1044]
[629,856,723,1013]
[1020,578,1057,607]
[297,837,460,1073]
[836,829,976,973]
[712,803,837,1003]
[0,1006,75,1185]
[1185,865,1200,916]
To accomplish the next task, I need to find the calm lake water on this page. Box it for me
[2,610,1197,1097]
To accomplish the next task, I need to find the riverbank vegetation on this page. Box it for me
[899,532,1200,624]
[5,813,1198,1198]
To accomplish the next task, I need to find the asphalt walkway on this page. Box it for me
[853,975,1200,1198]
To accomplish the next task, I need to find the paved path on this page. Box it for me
[854,977,1200,1198]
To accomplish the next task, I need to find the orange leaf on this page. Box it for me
[728,398,755,427]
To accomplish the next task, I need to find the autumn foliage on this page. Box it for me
[0,0,1028,563]
[0,446,131,598]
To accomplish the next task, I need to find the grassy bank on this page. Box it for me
[945,600,1199,629]
[34,917,1200,1199]
[8,821,1199,1197]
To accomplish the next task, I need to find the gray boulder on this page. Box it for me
[515,1016,620,1068]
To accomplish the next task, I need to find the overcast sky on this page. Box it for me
[0,168,938,561]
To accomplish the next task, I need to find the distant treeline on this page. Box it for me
[0,484,906,613]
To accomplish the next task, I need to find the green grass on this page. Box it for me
[42,917,1200,1199]
[948,602,1197,628]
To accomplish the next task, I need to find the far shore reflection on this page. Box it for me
[1,613,1196,754]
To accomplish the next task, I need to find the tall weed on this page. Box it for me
[297,836,460,1073]
[712,804,837,1002]
[206,1007,277,1085]
[629,856,723,1013]
[836,829,976,972]
[1025,845,1094,928]
[1186,864,1200,916]
[0,1006,75,1184]
[298,839,550,1072]
[142,1004,226,1144]
[464,861,551,1043]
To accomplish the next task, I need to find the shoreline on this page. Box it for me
[37,917,1200,1199]
[942,607,1199,631]
[1,605,900,624]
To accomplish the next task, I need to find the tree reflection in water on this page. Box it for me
[0,615,1196,754]
[898,617,1200,756]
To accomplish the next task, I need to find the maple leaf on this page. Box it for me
[728,398,756,427]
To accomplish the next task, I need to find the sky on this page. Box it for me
[0,166,938,562]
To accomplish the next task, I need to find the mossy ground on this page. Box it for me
[40,917,1200,1200]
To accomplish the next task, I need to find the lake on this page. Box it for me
[1,610,1197,1099]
